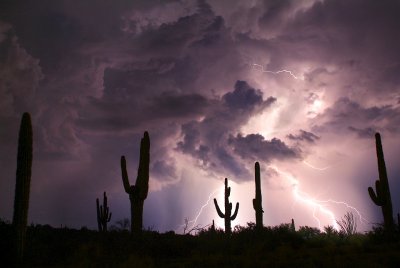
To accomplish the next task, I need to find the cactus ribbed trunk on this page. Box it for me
[290,218,295,232]
[120,131,150,233]
[12,112,33,262]
[253,162,263,230]
[131,199,144,231]
[214,178,239,234]
[368,133,394,230]
[96,191,112,232]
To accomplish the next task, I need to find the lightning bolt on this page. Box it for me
[270,165,368,230]
[302,160,331,171]
[176,188,222,233]
[251,63,305,81]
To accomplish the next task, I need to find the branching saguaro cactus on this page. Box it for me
[214,178,239,234]
[253,162,263,230]
[120,131,150,233]
[12,112,33,262]
[96,192,112,232]
[368,133,394,230]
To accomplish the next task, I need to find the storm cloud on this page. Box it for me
[1,0,400,232]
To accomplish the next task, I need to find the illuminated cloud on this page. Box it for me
[0,0,399,232]
[287,130,320,143]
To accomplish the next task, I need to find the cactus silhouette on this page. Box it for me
[214,178,239,234]
[398,213,400,231]
[253,162,263,230]
[290,218,295,232]
[368,133,394,230]
[120,131,150,233]
[96,192,112,232]
[12,112,33,262]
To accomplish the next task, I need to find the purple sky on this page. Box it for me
[1,0,400,232]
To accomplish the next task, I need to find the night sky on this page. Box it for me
[1,0,400,233]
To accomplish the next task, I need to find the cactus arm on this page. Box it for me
[136,132,150,199]
[230,202,239,220]
[96,198,102,231]
[103,192,107,216]
[214,199,225,218]
[120,156,132,194]
[368,187,382,206]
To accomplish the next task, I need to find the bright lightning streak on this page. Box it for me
[251,63,305,80]
[302,160,331,171]
[176,188,222,233]
[270,165,368,231]
[272,165,338,229]
[319,199,369,225]
[301,161,369,225]
[188,188,222,230]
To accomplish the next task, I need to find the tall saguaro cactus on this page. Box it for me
[214,178,239,234]
[12,112,33,261]
[253,162,263,230]
[96,192,112,232]
[368,132,394,230]
[120,131,150,233]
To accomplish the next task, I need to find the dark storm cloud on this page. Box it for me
[223,80,266,110]
[78,89,210,132]
[228,133,301,162]
[314,97,400,135]
[258,0,294,33]
[73,1,243,134]
[0,22,43,116]
[287,0,400,95]
[1,0,400,231]
[287,130,320,143]
[348,126,376,139]
[177,80,277,180]
[0,0,138,72]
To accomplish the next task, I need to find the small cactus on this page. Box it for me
[211,220,215,232]
[214,178,239,234]
[290,218,295,232]
[120,131,150,233]
[252,162,263,230]
[12,112,33,262]
[96,192,112,232]
[368,133,394,230]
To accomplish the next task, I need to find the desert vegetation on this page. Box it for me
[4,112,400,267]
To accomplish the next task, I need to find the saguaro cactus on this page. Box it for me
[368,133,394,230]
[96,192,112,232]
[253,162,263,230]
[12,112,33,261]
[290,218,296,232]
[214,178,239,234]
[120,131,150,233]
